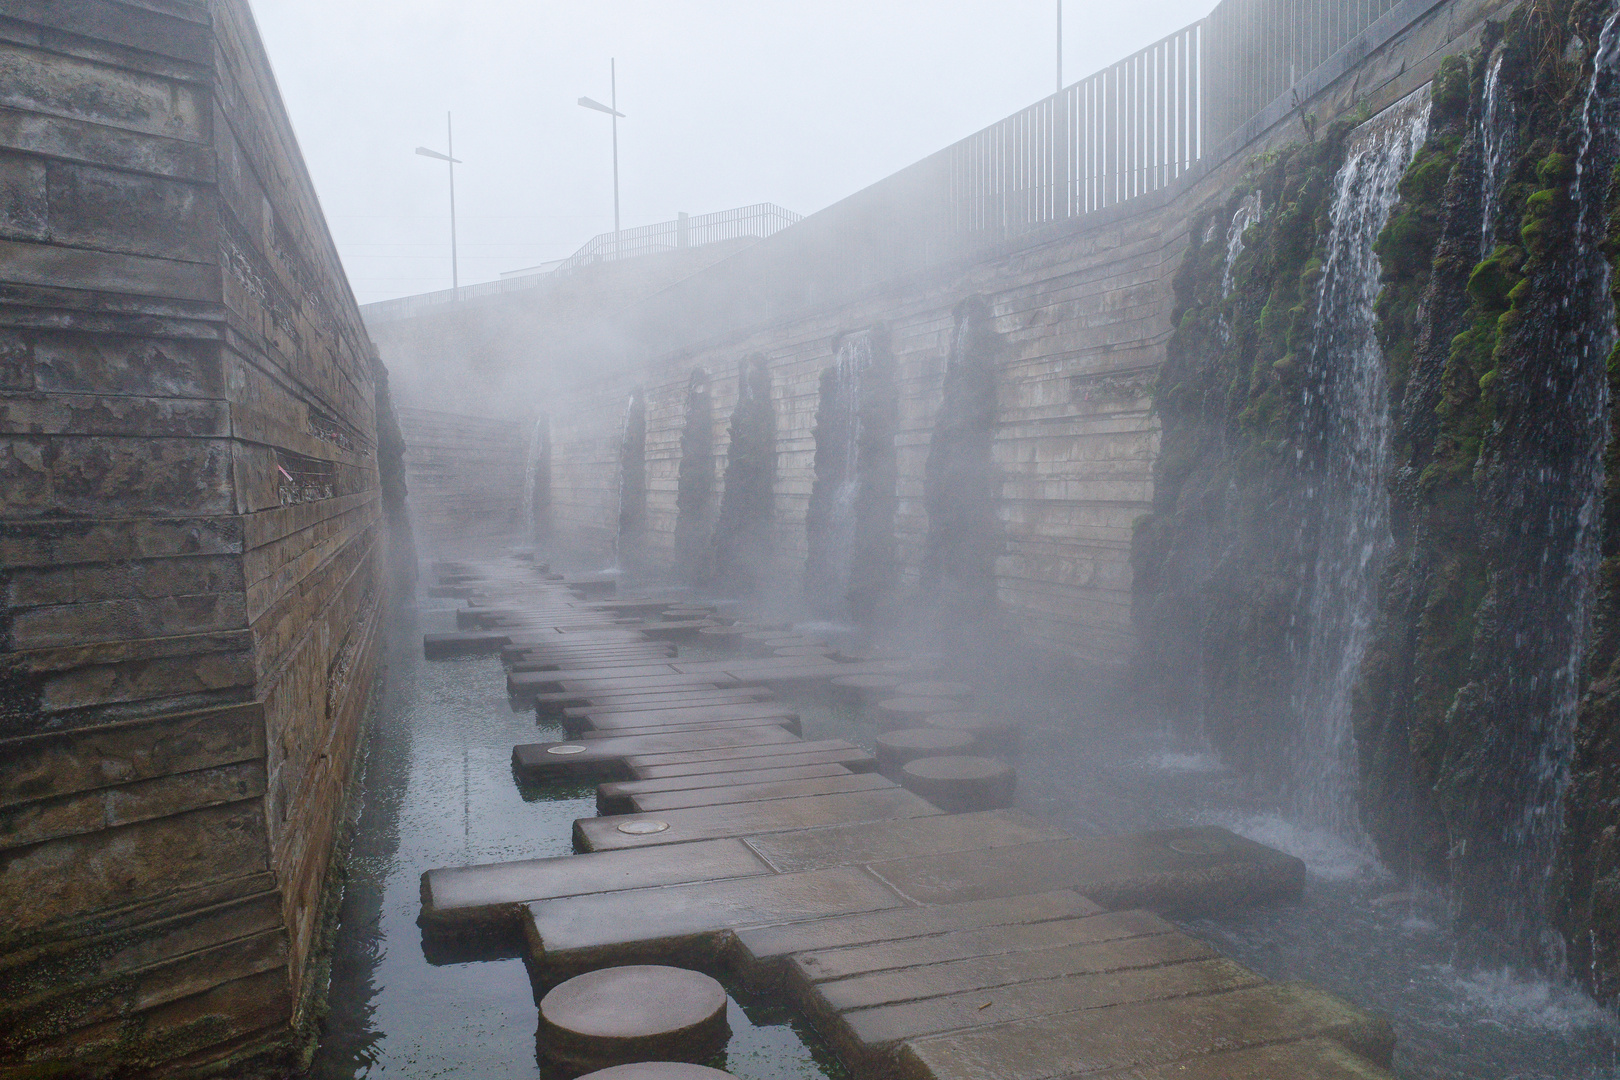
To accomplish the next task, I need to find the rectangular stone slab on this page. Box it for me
[423,631,511,658]
[581,717,801,741]
[511,655,676,673]
[564,688,775,716]
[1087,1038,1397,1079]
[597,764,855,814]
[630,772,896,812]
[794,910,1176,983]
[574,789,944,852]
[623,738,861,772]
[419,837,771,933]
[560,673,741,693]
[736,890,1102,963]
[631,747,876,780]
[535,686,727,712]
[864,827,1306,915]
[508,664,682,693]
[813,932,1217,1013]
[833,959,1267,1063]
[579,704,800,730]
[742,810,1072,874]
[514,728,798,779]
[525,864,907,968]
[893,982,1395,1080]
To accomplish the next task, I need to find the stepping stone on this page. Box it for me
[697,626,749,647]
[419,838,771,935]
[423,631,511,658]
[623,738,868,775]
[825,959,1265,1072]
[525,865,906,970]
[597,763,857,814]
[742,809,1070,873]
[514,728,799,780]
[1075,1038,1397,1079]
[580,717,801,741]
[577,1065,738,1080]
[874,697,967,727]
[562,689,774,716]
[538,966,729,1075]
[535,686,726,714]
[572,704,800,733]
[893,982,1395,1080]
[508,665,685,695]
[922,711,1023,752]
[629,771,896,813]
[902,756,1016,812]
[630,745,878,781]
[573,788,943,852]
[864,827,1307,915]
[829,674,903,703]
[895,680,973,699]
[734,888,1101,972]
[775,646,837,657]
[875,728,977,776]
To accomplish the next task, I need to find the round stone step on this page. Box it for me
[697,625,749,648]
[894,680,973,700]
[774,646,836,657]
[577,1065,738,1080]
[874,727,977,776]
[538,965,730,1075]
[829,674,903,704]
[922,711,1023,752]
[873,696,967,728]
[901,755,1016,812]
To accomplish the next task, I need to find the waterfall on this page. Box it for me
[519,413,548,546]
[613,388,647,570]
[1291,90,1432,846]
[1479,50,1515,256]
[1221,189,1266,299]
[805,328,896,620]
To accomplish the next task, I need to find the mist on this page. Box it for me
[253,0,1210,303]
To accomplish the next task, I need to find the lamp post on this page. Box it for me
[578,60,625,260]
[415,113,463,291]
[1056,0,1063,93]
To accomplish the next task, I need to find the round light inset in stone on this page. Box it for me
[617,819,670,835]
[547,744,589,755]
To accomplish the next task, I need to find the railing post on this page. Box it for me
[1054,90,1071,220]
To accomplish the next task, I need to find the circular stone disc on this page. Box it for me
[875,696,966,721]
[902,755,1013,782]
[616,819,670,834]
[831,674,902,691]
[548,744,589,755]
[540,966,729,1066]
[923,712,1020,736]
[895,680,973,699]
[1168,834,1229,856]
[578,1065,738,1080]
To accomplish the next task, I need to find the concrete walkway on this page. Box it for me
[417,555,1397,1080]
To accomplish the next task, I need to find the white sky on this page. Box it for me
[253,1,1213,304]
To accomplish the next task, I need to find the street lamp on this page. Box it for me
[1056,0,1063,93]
[578,59,625,259]
[415,112,463,291]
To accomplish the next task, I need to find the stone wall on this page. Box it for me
[397,406,532,554]
[0,1,386,1075]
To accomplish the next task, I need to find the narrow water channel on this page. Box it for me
[310,584,847,1079]
[314,564,1620,1079]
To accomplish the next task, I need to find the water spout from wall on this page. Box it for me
[520,412,550,547]
[1291,90,1432,850]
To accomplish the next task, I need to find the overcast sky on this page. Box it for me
[253,1,1212,305]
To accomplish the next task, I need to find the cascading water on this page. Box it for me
[519,413,549,546]
[612,388,646,571]
[805,329,896,620]
[1221,189,1266,299]
[1291,90,1431,853]
[1478,49,1515,256]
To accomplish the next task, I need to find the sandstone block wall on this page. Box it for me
[0,2,384,1074]
[397,405,532,553]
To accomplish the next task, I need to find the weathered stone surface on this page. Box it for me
[576,1063,738,1080]
[742,809,1070,873]
[599,763,855,814]
[900,755,1015,813]
[894,982,1394,1080]
[875,727,977,776]
[515,728,800,780]
[574,703,800,732]
[538,966,730,1074]
[525,865,907,968]
[629,771,895,812]
[865,827,1306,914]
[580,716,802,741]
[420,838,772,935]
[630,746,877,781]
[575,788,943,852]
[1086,1038,1396,1079]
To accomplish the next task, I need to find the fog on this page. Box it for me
[252,0,1209,303]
